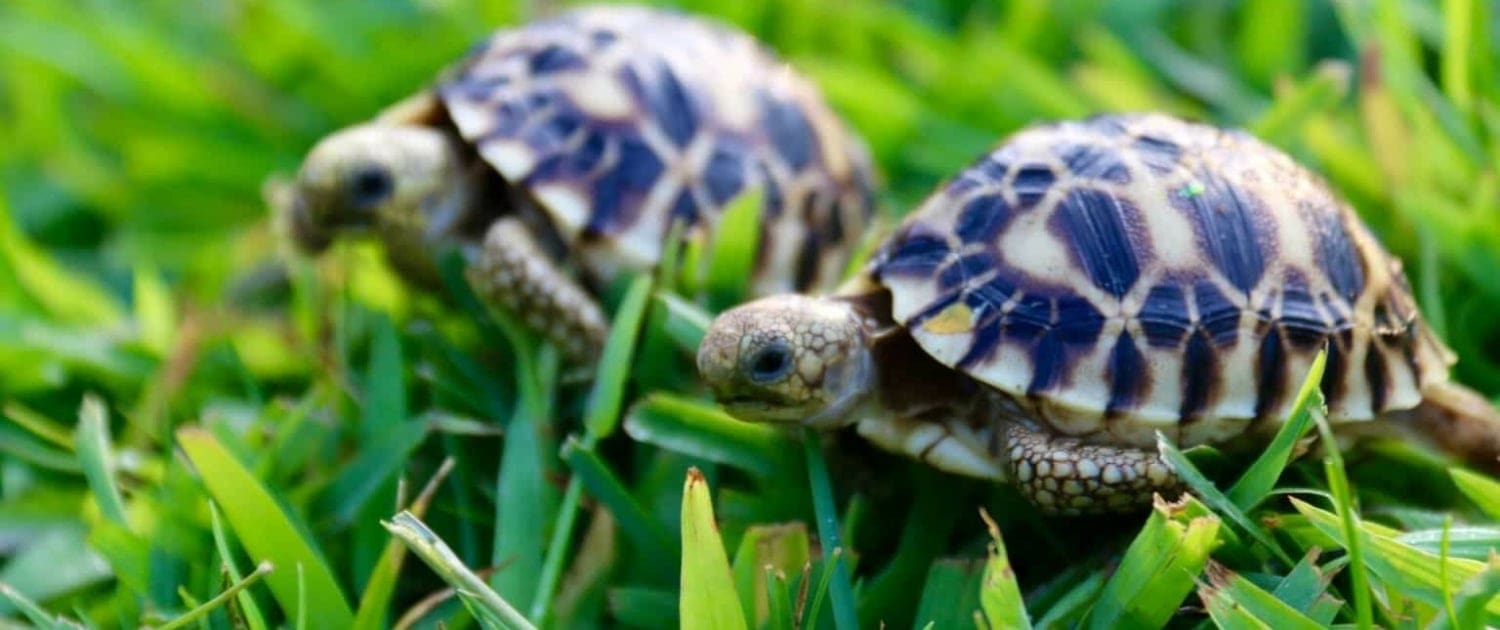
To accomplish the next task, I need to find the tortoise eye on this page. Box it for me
[347,165,394,209]
[748,342,793,383]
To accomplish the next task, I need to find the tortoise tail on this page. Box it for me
[1410,381,1500,476]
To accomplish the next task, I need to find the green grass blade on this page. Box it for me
[492,398,551,612]
[560,437,674,568]
[800,427,858,630]
[75,394,128,527]
[0,196,124,326]
[4,401,76,450]
[322,420,428,525]
[653,292,712,354]
[361,315,406,438]
[703,188,764,310]
[209,502,269,630]
[177,427,354,626]
[352,459,452,630]
[531,274,653,623]
[1450,469,1500,519]
[609,587,680,629]
[1309,385,1375,629]
[1157,433,1293,565]
[1428,555,1500,630]
[1250,61,1351,145]
[764,566,793,630]
[1198,561,1323,629]
[623,393,799,481]
[584,274,654,440]
[977,509,1031,630]
[1083,495,1221,629]
[0,581,86,630]
[157,562,273,630]
[1441,0,1475,114]
[1290,498,1500,617]
[730,523,809,627]
[1226,351,1327,509]
[909,559,984,629]
[1271,549,1342,624]
[384,511,536,630]
[800,550,840,630]
[679,467,749,630]
[1031,570,1106,629]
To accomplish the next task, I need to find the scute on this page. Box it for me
[874,113,1455,449]
[438,5,876,294]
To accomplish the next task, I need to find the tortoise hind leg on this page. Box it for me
[466,216,609,365]
[1001,423,1182,515]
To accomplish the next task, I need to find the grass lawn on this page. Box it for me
[2,0,1499,627]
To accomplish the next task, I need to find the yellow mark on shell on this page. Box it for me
[922,302,974,335]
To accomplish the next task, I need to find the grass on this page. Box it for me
[1,0,1499,627]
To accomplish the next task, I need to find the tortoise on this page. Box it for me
[697,113,1500,515]
[281,5,875,363]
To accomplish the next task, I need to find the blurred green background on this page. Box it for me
[2,0,1499,628]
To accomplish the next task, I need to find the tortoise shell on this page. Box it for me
[871,113,1455,448]
[432,5,876,294]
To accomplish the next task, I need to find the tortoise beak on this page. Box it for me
[286,193,334,255]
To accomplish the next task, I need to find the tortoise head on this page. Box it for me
[697,294,875,428]
[288,123,460,253]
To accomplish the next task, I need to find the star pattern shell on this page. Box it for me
[873,113,1456,448]
[436,5,876,294]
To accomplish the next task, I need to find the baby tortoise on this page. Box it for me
[698,113,1500,515]
[282,5,875,362]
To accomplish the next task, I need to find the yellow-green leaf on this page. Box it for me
[679,467,748,630]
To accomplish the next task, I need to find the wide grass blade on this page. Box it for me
[177,427,354,626]
[679,467,749,630]
[977,509,1031,629]
[1083,495,1221,629]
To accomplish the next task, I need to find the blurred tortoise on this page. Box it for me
[697,113,1500,515]
[281,5,875,362]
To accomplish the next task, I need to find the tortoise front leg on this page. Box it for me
[1001,423,1182,515]
[466,216,609,364]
